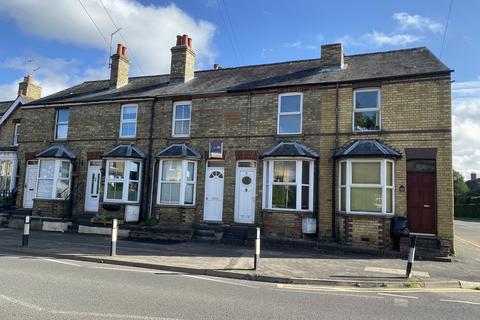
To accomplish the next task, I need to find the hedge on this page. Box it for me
[454,204,480,218]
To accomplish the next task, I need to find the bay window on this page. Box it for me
[263,159,313,211]
[104,160,141,202]
[0,160,13,192]
[353,89,380,131]
[157,159,197,205]
[339,159,394,215]
[36,159,72,199]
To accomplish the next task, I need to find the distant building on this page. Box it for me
[466,173,480,192]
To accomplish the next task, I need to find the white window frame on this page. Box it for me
[55,109,69,140]
[0,157,16,192]
[35,159,72,200]
[277,93,303,135]
[157,159,197,206]
[12,123,20,146]
[352,88,381,132]
[262,158,314,211]
[104,159,142,203]
[338,158,394,215]
[119,104,138,138]
[172,101,192,137]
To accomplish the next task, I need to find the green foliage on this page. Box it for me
[139,217,158,227]
[453,170,469,204]
[403,279,421,288]
[454,204,480,218]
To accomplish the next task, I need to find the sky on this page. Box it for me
[0,0,478,178]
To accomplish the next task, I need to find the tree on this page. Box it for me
[453,170,468,203]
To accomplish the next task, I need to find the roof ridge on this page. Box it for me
[346,46,427,58]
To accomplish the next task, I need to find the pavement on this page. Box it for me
[2,251,480,320]
[0,219,479,288]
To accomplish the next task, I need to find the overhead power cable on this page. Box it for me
[77,0,109,49]
[440,0,454,59]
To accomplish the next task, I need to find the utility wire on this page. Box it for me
[220,0,244,65]
[215,0,241,66]
[78,0,109,49]
[440,0,453,59]
[99,0,146,75]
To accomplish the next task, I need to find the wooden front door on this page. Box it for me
[407,172,436,234]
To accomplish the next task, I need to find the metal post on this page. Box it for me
[22,215,30,247]
[110,219,118,256]
[405,235,417,278]
[254,227,260,270]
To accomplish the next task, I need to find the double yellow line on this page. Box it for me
[456,236,480,250]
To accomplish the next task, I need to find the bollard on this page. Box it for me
[254,227,260,270]
[405,235,417,278]
[110,219,118,257]
[22,215,31,247]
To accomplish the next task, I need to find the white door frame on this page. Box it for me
[234,161,256,224]
[23,160,38,209]
[84,160,101,212]
[203,165,224,222]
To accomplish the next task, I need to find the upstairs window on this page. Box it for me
[278,93,302,135]
[172,101,191,137]
[36,159,72,199]
[13,123,20,146]
[353,89,380,131]
[55,109,69,140]
[104,160,141,202]
[120,105,138,138]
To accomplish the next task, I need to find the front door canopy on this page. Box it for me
[156,143,201,159]
[103,144,145,159]
[333,140,401,159]
[36,144,76,159]
[260,141,319,159]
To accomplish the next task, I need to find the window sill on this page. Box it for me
[337,211,394,218]
[34,197,68,202]
[156,204,196,209]
[103,200,140,205]
[276,133,304,138]
[262,208,313,215]
[350,130,382,135]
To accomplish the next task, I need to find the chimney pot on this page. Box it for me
[182,34,188,45]
[176,35,182,46]
[121,46,127,56]
[116,43,123,55]
[188,37,192,48]
[213,64,219,70]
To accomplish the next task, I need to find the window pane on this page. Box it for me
[57,109,69,123]
[186,162,195,181]
[129,161,140,181]
[302,161,310,185]
[56,179,69,198]
[1,176,11,191]
[387,162,393,186]
[121,123,136,136]
[355,91,378,109]
[354,111,379,131]
[56,124,68,139]
[340,187,346,211]
[175,104,190,119]
[128,182,138,202]
[340,162,346,185]
[182,120,190,135]
[59,161,70,178]
[387,188,393,213]
[280,95,301,113]
[39,160,55,179]
[107,182,123,200]
[108,161,124,179]
[272,185,296,209]
[1,160,12,176]
[279,114,301,134]
[37,180,53,198]
[160,182,180,203]
[351,162,380,184]
[301,185,309,210]
[350,188,382,212]
[185,184,194,204]
[273,161,296,183]
[122,106,137,120]
[162,160,182,181]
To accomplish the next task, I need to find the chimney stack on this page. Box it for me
[17,75,42,100]
[110,43,130,88]
[170,34,195,83]
[471,172,477,181]
[320,43,344,68]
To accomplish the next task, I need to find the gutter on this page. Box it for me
[144,97,157,220]
[332,82,340,239]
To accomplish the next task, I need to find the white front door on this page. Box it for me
[234,162,256,224]
[203,167,224,222]
[23,161,38,209]
[84,160,101,212]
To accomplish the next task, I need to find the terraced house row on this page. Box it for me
[8,35,454,254]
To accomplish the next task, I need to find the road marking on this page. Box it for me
[456,236,480,250]
[364,266,430,278]
[89,266,162,273]
[378,293,419,299]
[41,258,82,267]
[49,310,182,319]
[274,288,384,300]
[0,294,44,311]
[276,284,480,293]
[440,299,480,306]
[182,275,259,288]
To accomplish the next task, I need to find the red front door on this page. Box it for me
[407,172,436,234]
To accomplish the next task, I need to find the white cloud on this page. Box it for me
[282,41,316,50]
[360,31,422,46]
[0,0,216,75]
[452,81,480,179]
[393,12,443,33]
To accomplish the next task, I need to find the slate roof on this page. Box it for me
[0,100,13,116]
[466,179,480,192]
[156,144,202,159]
[260,142,319,159]
[103,144,146,159]
[24,47,451,106]
[333,140,401,159]
[36,145,76,159]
